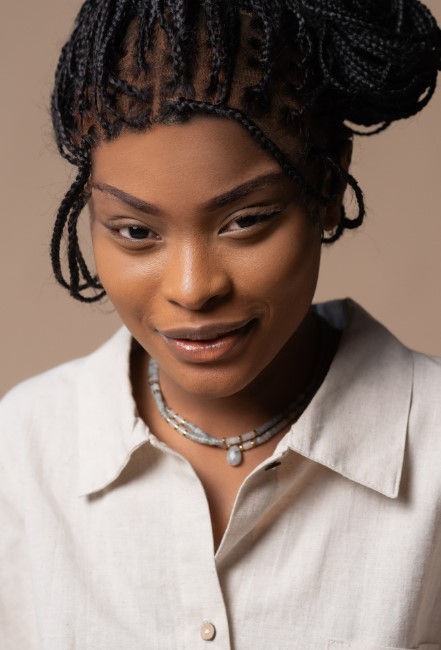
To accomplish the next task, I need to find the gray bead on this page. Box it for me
[227,445,242,466]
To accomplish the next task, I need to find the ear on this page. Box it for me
[320,138,353,232]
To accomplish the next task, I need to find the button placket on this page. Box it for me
[171,458,231,649]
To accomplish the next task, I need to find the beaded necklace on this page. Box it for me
[148,317,335,466]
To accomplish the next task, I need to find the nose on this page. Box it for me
[162,241,232,310]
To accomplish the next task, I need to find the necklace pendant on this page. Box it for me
[226,445,242,467]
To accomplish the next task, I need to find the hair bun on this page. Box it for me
[300,0,441,127]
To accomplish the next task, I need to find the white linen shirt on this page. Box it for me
[1,299,441,650]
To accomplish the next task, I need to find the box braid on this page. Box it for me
[246,0,283,103]
[50,0,441,301]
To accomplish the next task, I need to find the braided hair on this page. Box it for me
[50,0,441,302]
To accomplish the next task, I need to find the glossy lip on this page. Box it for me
[157,318,258,363]
[156,317,256,341]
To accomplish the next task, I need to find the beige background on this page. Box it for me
[1,1,440,396]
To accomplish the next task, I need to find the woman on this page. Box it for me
[1,1,441,648]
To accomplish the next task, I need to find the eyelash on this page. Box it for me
[220,210,281,233]
[108,210,282,245]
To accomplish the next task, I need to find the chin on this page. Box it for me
[165,360,261,399]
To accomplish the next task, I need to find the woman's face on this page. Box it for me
[89,116,334,399]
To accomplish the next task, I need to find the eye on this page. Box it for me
[117,225,159,241]
[222,210,281,233]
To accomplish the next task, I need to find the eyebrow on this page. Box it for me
[90,171,286,215]
[91,183,161,215]
[204,171,286,208]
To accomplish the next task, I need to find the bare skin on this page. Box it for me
[89,116,347,550]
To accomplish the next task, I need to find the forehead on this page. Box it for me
[91,116,284,200]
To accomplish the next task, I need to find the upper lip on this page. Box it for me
[157,317,256,341]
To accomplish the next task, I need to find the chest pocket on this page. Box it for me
[327,641,439,650]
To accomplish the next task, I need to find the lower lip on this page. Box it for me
[160,320,257,363]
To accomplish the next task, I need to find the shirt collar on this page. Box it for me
[76,327,149,497]
[286,298,412,498]
[76,299,413,499]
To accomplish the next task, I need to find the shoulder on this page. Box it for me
[409,349,441,424]
[318,297,441,427]
[347,299,441,450]
[0,356,88,498]
[412,347,441,382]
[0,356,86,446]
[0,327,132,457]
[335,299,441,486]
[1,356,84,416]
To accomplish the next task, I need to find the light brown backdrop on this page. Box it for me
[1,1,440,396]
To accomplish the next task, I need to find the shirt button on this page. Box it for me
[264,460,282,471]
[200,621,216,641]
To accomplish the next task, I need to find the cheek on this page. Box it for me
[231,221,321,312]
[91,230,158,319]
